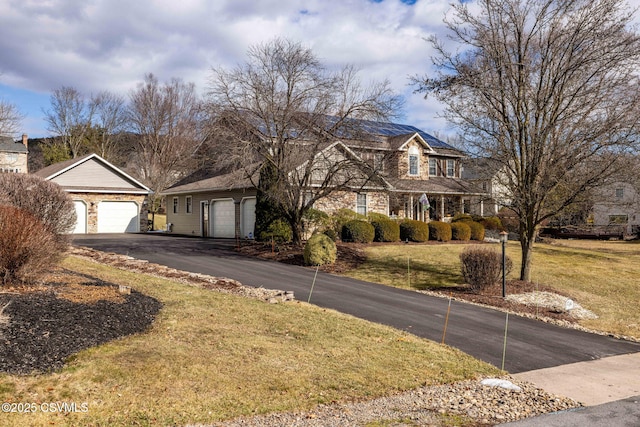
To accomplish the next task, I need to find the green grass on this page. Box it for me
[0,256,498,427]
[344,240,640,339]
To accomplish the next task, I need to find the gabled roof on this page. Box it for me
[34,153,151,194]
[0,136,28,153]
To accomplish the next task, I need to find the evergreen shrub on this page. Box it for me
[428,221,452,242]
[399,219,429,242]
[341,220,375,243]
[303,233,337,266]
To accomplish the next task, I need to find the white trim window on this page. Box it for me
[446,159,455,177]
[356,193,367,216]
[186,196,193,214]
[429,158,437,176]
[172,197,179,214]
[408,146,420,176]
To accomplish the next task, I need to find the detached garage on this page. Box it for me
[34,153,151,234]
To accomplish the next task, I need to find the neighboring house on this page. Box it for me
[34,153,151,234]
[591,181,640,236]
[0,134,28,173]
[163,118,486,239]
[461,157,511,217]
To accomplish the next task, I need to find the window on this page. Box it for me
[186,196,193,214]
[172,197,179,214]
[446,159,455,177]
[615,188,624,199]
[408,146,420,176]
[356,193,367,216]
[429,158,437,176]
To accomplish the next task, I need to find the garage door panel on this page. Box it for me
[212,200,235,238]
[73,201,87,234]
[242,198,256,239]
[98,201,139,233]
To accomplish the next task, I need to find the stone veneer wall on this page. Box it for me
[0,152,28,173]
[71,193,148,233]
[396,140,430,181]
[313,190,388,216]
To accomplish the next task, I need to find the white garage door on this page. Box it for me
[97,201,139,233]
[212,200,235,238]
[73,200,87,234]
[241,198,256,239]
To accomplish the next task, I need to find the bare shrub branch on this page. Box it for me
[0,206,62,285]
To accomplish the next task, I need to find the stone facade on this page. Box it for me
[71,193,148,233]
[396,140,431,180]
[313,190,388,216]
[0,135,28,173]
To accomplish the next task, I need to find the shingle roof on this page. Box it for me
[33,153,94,179]
[163,167,258,194]
[0,136,28,153]
[387,177,485,195]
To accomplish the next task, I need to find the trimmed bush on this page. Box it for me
[342,220,375,243]
[259,219,292,243]
[303,208,330,235]
[331,208,366,238]
[428,221,452,242]
[399,219,429,242]
[480,216,503,231]
[451,222,471,241]
[0,206,61,285]
[466,221,486,241]
[371,218,400,242]
[460,246,513,292]
[303,233,337,266]
[452,213,473,223]
[323,228,338,242]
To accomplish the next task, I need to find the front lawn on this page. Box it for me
[0,256,497,427]
[344,239,640,340]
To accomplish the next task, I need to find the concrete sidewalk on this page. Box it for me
[502,353,640,426]
[513,352,640,406]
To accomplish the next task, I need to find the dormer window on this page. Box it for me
[429,158,437,176]
[408,146,420,176]
[446,159,455,177]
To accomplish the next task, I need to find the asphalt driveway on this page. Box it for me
[72,234,640,374]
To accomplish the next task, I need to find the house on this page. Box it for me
[461,157,511,217]
[34,153,151,234]
[0,134,28,173]
[163,118,486,238]
[591,180,640,236]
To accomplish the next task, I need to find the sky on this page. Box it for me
[0,0,638,140]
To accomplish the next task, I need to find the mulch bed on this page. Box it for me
[0,270,162,375]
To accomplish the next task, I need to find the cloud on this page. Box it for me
[0,0,461,137]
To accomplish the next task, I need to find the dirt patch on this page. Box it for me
[0,270,162,375]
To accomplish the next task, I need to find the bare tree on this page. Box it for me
[88,91,128,162]
[0,99,24,137]
[127,73,206,220]
[415,0,640,281]
[43,86,96,158]
[208,38,402,244]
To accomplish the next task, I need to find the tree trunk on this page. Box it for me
[519,217,536,282]
[289,214,304,246]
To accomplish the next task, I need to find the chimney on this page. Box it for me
[22,134,28,149]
